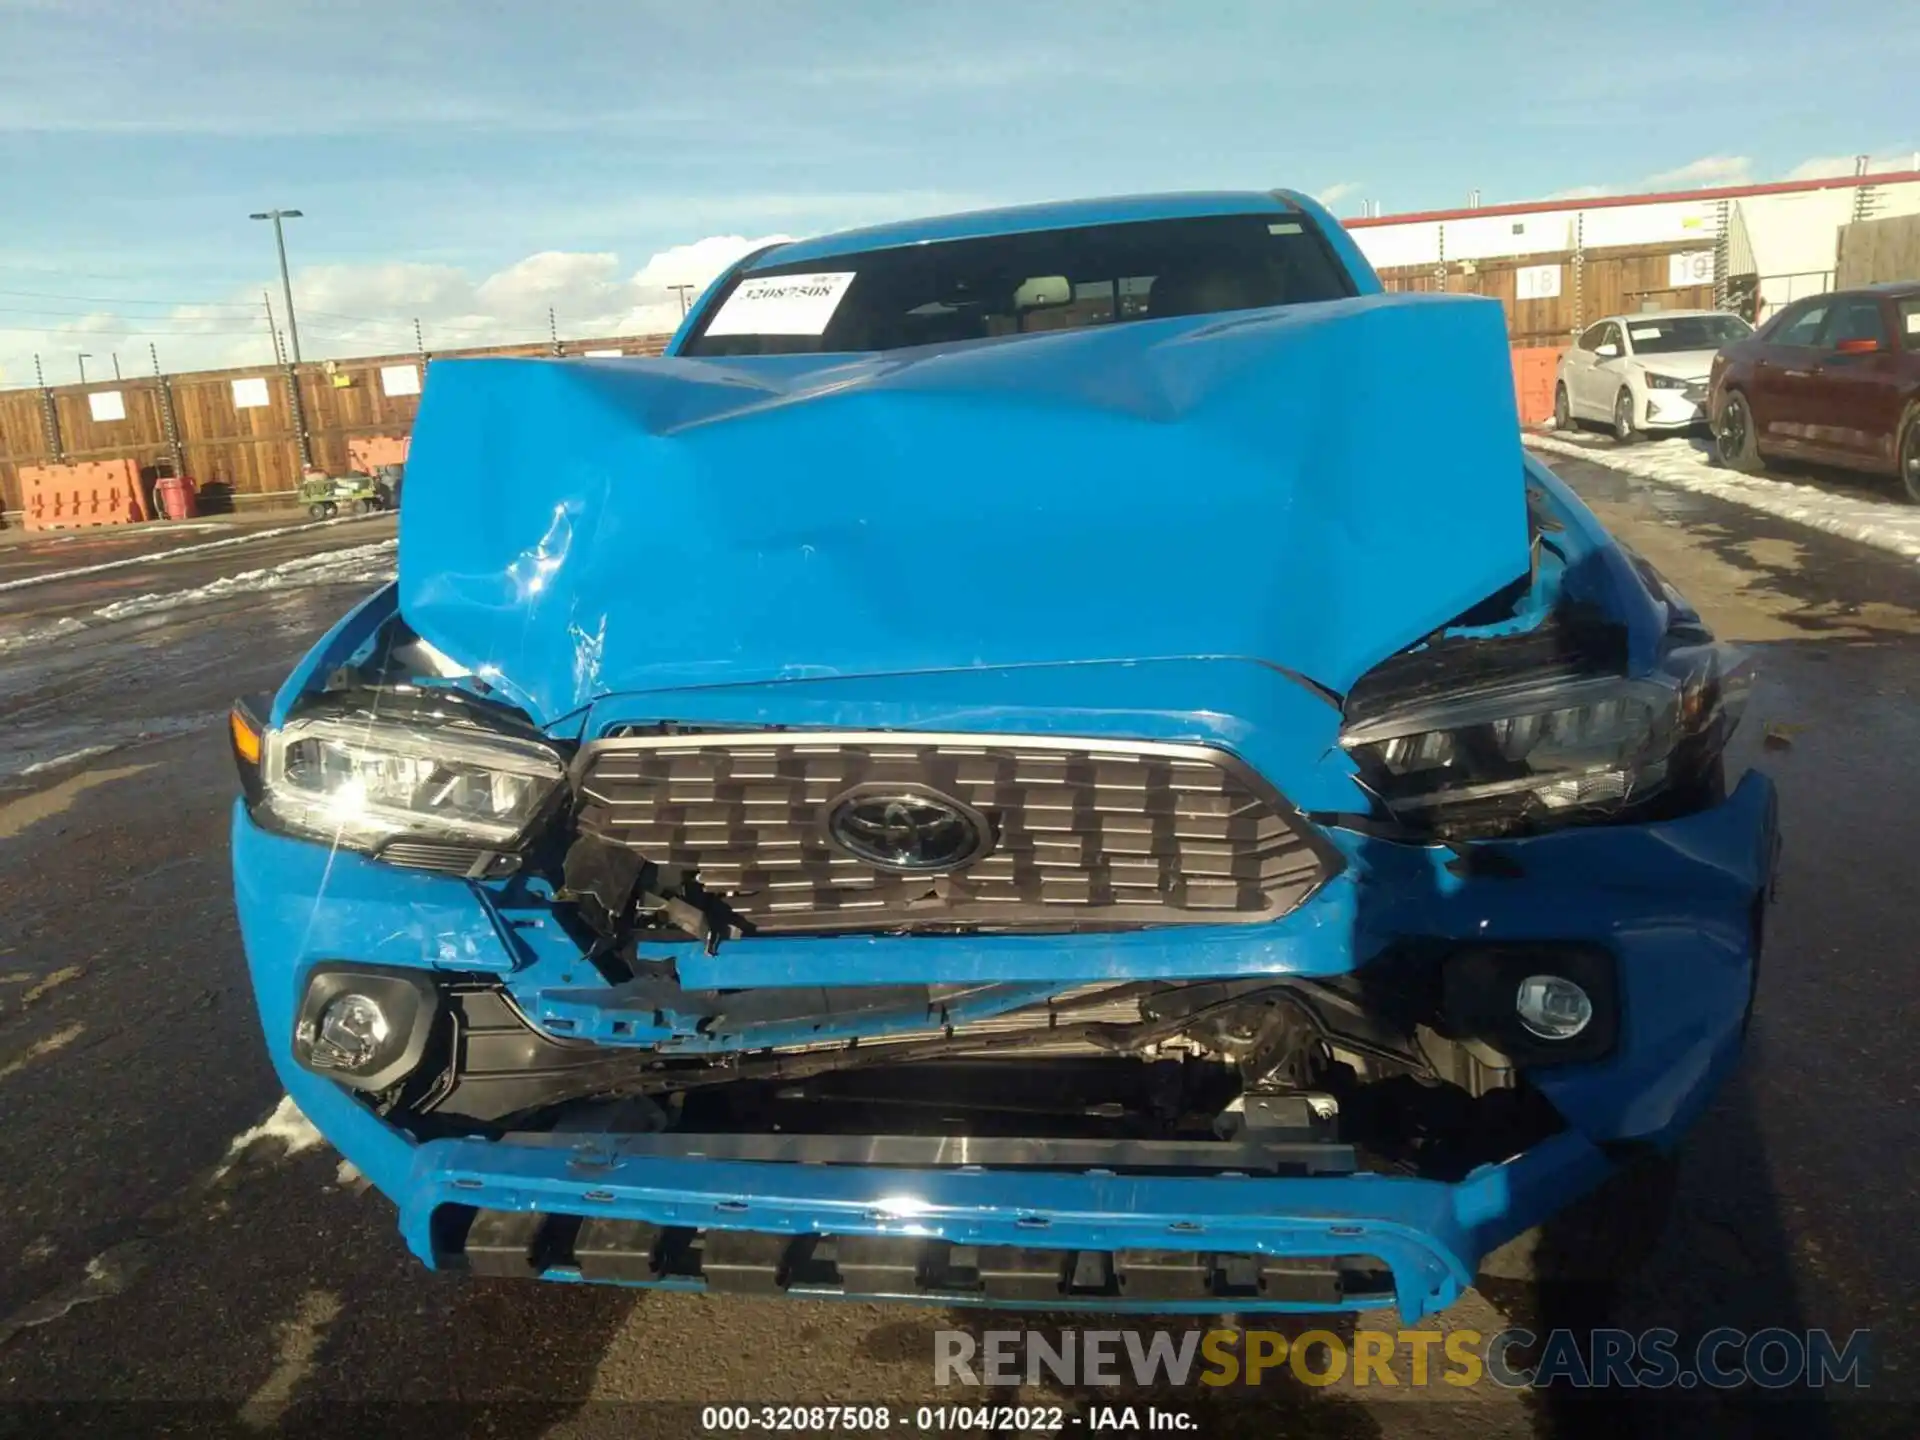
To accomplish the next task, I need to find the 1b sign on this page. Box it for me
[1516,265,1562,302]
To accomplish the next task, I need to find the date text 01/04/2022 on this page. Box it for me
[698,1405,1194,1431]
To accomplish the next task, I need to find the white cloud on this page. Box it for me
[629,235,788,291]
[1643,155,1752,189]
[1785,147,1919,180]
[0,232,792,386]
[1544,184,1612,202]
[474,252,626,324]
[1312,182,1362,210]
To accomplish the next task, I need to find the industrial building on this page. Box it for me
[1345,164,1920,326]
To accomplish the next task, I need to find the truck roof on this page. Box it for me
[751,191,1306,269]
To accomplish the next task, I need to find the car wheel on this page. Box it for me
[1900,408,1920,504]
[1477,1149,1680,1284]
[307,503,328,520]
[1553,383,1571,431]
[1612,388,1638,444]
[321,500,339,518]
[1715,391,1763,473]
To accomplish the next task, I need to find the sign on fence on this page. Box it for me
[87,390,126,422]
[380,364,421,397]
[1515,264,1562,301]
[232,376,270,409]
[1668,250,1715,288]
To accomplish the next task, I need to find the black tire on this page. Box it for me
[321,500,339,518]
[1478,1150,1680,1284]
[1611,387,1639,444]
[1715,390,1764,472]
[1900,408,1920,505]
[307,503,328,520]
[1553,383,1571,431]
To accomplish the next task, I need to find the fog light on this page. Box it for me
[293,966,437,1091]
[309,993,391,1072]
[1515,975,1593,1040]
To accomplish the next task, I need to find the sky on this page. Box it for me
[1,0,1916,387]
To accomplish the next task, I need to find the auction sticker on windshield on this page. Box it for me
[707,271,857,335]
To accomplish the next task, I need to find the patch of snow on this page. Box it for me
[0,512,381,595]
[0,540,396,653]
[90,540,396,621]
[1526,433,1920,563]
[0,616,84,653]
[217,1094,326,1177]
[15,745,118,776]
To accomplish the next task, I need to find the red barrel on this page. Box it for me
[154,475,199,521]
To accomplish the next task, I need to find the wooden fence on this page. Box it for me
[0,332,672,517]
[1375,240,1719,347]
[1836,213,1920,287]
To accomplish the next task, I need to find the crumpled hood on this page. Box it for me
[398,292,1529,725]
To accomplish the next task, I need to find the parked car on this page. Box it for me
[1710,283,1920,501]
[229,192,1776,1322]
[1554,309,1754,442]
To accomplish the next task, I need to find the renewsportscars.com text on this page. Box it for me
[935,1327,1871,1391]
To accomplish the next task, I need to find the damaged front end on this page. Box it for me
[230,269,1777,1322]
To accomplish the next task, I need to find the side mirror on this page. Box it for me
[1595,343,1620,359]
[1835,337,1881,355]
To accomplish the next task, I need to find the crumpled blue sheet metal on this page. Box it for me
[397,292,1529,726]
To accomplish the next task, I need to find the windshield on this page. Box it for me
[680,213,1356,357]
[1627,314,1753,355]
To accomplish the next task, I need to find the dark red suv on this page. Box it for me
[1710,283,1920,501]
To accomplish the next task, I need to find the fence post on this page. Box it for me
[33,354,63,462]
[1712,199,1731,310]
[286,362,313,472]
[1572,213,1585,337]
[151,344,186,479]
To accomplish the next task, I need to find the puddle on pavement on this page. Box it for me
[1735,537,1807,572]
[1581,494,1920,644]
[0,764,155,841]
[0,713,219,789]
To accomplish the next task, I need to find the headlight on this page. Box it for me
[1340,642,1750,839]
[261,711,567,853]
[1643,371,1688,390]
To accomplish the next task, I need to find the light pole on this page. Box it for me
[668,283,694,317]
[76,352,92,384]
[249,208,305,364]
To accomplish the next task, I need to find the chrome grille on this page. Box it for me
[574,732,1332,934]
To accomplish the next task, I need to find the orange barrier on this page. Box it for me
[348,434,411,471]
[1511,346,1568,427]
[19,460,150,531]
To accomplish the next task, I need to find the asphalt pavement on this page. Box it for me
[1,457,1918,1439]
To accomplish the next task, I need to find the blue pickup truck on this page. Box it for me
[229,190,1777,1323]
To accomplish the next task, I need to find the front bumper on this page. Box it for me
[233,771,1778,1323]
[1641,388,1710,430]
